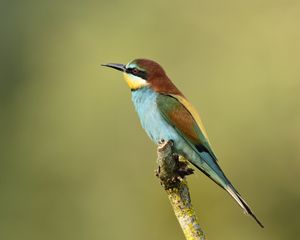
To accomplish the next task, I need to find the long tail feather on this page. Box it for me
[187,154,264,227]
[226,185,264,228]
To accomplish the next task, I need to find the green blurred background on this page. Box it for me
[1,0,300,239]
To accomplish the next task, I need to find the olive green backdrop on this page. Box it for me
[1,0,299,239]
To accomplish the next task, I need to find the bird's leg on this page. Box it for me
[176,156,194,178]
[157,139,173,148]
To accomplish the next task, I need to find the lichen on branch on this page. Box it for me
[156,140,206,240]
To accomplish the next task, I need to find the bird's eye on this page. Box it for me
[132,68,139,75]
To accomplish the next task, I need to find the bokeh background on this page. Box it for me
[1,0,300,239]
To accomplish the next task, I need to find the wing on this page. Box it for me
[156,93,217,162]
[156,94,265,228]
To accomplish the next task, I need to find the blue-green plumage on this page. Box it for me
[132,87,178,143]
[102,58,263,228]
[132,87,227,188]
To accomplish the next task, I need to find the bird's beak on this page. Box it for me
[101,63,125,72]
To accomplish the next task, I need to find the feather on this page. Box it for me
[156,93,263,228]
[156,93,217,161]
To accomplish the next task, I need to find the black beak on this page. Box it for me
[101,63,125,72]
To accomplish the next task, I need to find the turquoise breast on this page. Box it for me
[131,87,179,144]
[131,87,208,178]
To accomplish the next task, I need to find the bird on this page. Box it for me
[102,58,264,228]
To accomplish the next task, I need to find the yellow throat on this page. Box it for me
[123,72,149,90]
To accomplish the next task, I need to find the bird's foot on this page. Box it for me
[157,139,173,150]
[176,157,194,178]
[176,162,194,178]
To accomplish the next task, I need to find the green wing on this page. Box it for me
[157,94,265,227]
[156,93,217,162]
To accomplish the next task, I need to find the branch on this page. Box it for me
[156,140,206,240]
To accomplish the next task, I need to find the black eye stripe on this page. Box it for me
[125,68,137,74]
[126,68,148,80]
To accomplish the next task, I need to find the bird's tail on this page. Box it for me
[188,153,264,227]
[225,184,264,228]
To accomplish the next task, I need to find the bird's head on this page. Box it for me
[102,58,182,95]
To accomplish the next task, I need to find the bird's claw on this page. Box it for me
[176,160,194,177]
[158,139,173,149]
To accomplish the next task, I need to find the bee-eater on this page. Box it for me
[102,58,263,228]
